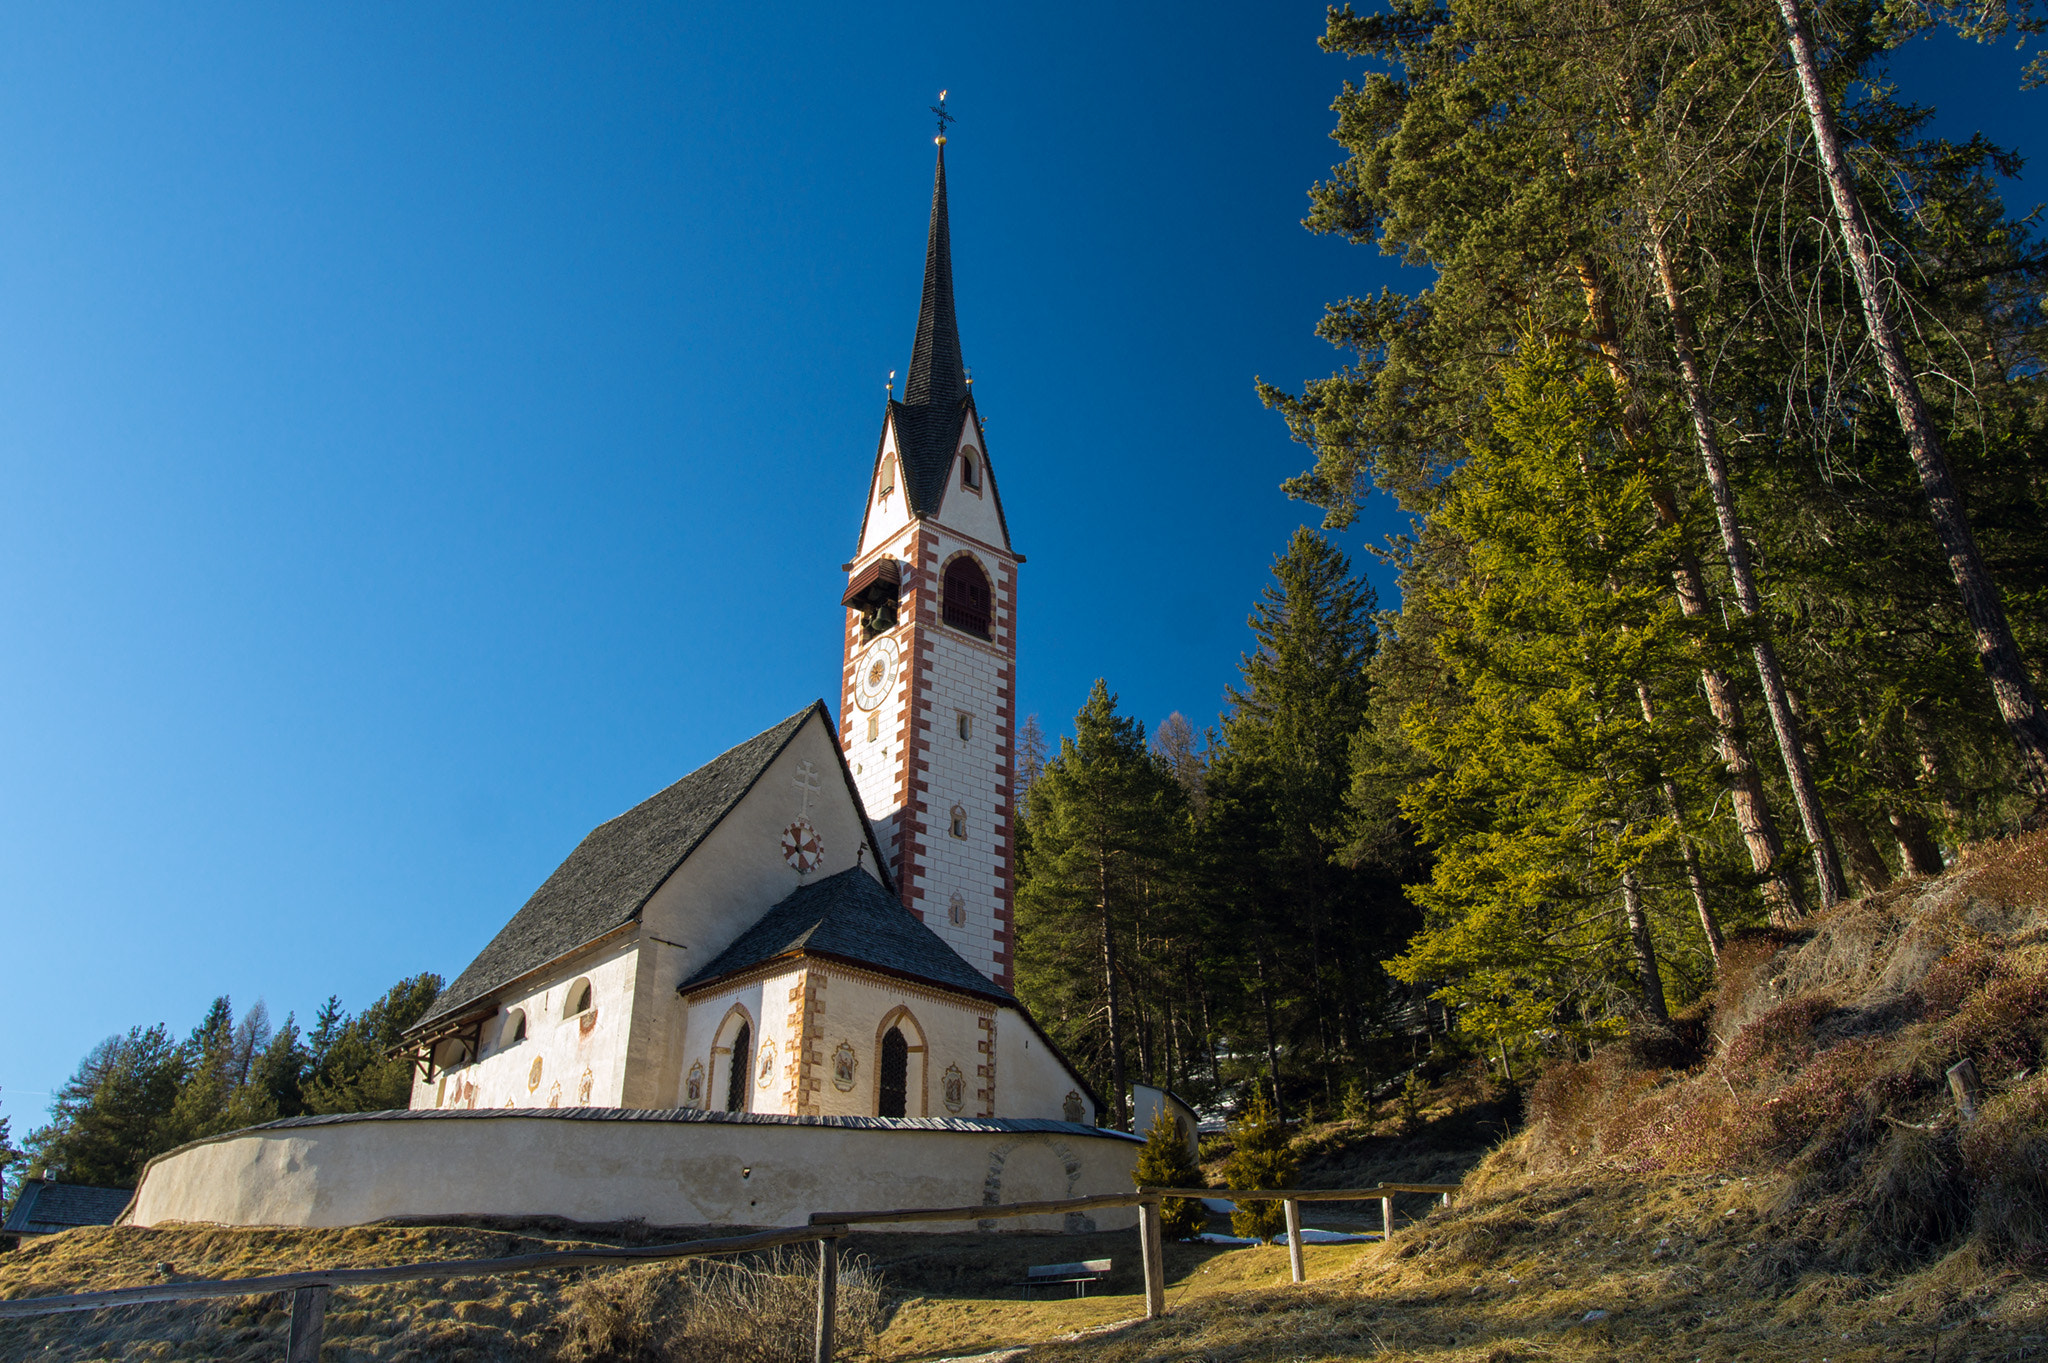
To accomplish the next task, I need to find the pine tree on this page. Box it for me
[1390,342,1734,1047]
[1132,1108,1207,1240]
[1221,1093,1297,1241]
[1202,529,1397,1114]
[25,1025,187,1187]
[301,974,443,1114]
[1014,683,1182,1128]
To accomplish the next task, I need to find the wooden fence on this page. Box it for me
[0,1182,1456,1363]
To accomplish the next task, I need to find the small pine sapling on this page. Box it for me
[1133,1109,1208,1240]
[1222,1093,1297,1241]
[1341,1077,1372,1124]
[1398,1073,1431,1133]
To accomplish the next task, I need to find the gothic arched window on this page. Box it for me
[725,1021,752,1114]
[960,450,980,490]
[879,1026,909,1118]
[941,556,992,638]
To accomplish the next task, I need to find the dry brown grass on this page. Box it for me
[0,1224,881,1362]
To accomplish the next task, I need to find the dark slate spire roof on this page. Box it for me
[683,865,1014,1003]
[904,147,964,410]
[888,146,976,520]
[417,704,825,1031]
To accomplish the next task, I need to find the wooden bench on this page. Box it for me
[1020,1258,1112,1298]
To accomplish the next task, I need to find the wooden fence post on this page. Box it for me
[1137,1199,1166,1320]
[1381,1196,1395,1242]
[814,1236,839,1363]
[1283,1199,1305,1284]
[285,1285,328,1363]
[1948,1059,1983,1121]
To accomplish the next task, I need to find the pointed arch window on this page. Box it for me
[725,1021,752,1114]
[941,556,992,638]
[879,1026,909,1118]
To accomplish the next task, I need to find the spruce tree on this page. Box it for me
[1221,1093,1297,1241]
[1013,683,1181,1128]
[1132,1108,1207,1240]
[1390,342,1727,1045]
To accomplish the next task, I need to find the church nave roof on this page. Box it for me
[416,703,826,1031]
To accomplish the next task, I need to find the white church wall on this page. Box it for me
[912,529,1015,982]
[927,433,1009,551]
[998,1010,1098,1126]
[408,939,642,1113]
[806,966,990,1119]
[677,964,805,1114]
[626,713,886,1107]
[636,713,878,972]
[856,426,912,558]
[123,1111,1142,1234]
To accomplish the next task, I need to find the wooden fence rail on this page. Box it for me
[0,1181,1459,1362]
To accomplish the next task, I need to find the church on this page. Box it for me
[393,137,1096,1131]
[123,132,1140,1235]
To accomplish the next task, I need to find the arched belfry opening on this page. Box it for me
[941,556,991,638]
[879,1026,909,1119]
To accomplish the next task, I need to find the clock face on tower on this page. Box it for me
[853,636,900,711]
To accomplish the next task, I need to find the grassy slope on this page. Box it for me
[7,830,2044,1362]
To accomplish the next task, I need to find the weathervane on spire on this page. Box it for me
[930,89,954,146]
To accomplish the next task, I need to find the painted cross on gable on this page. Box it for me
[792,760,822,816]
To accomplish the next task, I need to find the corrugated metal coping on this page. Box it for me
[245,1107,1143,1142]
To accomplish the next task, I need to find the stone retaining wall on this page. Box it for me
[123,1108,1141,1234]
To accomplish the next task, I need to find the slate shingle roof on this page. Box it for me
[890,395,972,520]
[2,1180,133,1234]
[682,864,1013,1002]
[418,704,824,1030]
[888,146,979,522]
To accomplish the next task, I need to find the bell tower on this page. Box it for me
[839,131,1019,989]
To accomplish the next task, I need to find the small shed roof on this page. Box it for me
[2,1179,132,1235]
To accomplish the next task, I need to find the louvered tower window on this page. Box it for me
[941,557,992,638]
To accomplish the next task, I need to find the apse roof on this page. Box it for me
[682,864,1013,1003]
[417,702,841,1031]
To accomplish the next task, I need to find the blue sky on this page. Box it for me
[0,5,2039,1134]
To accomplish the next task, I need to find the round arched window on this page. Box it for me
[941,556,992,638]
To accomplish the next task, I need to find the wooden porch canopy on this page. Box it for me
[391,1005,497,1083]
[841,557,902,612]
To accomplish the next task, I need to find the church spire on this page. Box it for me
[903,144,965,410]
